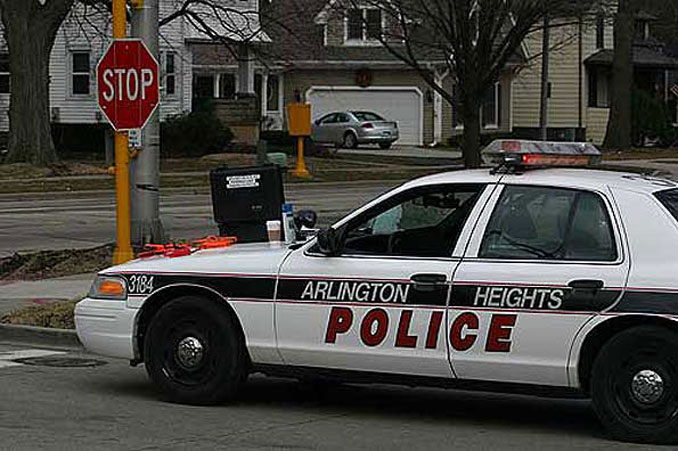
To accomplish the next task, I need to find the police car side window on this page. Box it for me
[342,184,484,258]
[655,189,678,222]
[479,186,617,262]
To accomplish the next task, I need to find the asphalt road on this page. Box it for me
[0,181,397,258]
[0,342,657,450]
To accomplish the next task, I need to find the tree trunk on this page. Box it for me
[0,0,74,165]
[603,0,634,151]
[461,95,482,168]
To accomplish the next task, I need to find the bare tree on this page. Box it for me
[327,0,594,167]
[603,0,636,151]
[0,0,75,165]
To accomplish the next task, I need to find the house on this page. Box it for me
[190,0,520,147]
[512,9,678,145]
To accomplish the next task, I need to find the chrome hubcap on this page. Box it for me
[631,369,665,404]
[175,336,204,369]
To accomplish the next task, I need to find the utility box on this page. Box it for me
[210,165,285,243]
[286,103,312,137]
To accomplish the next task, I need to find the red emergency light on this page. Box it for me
[482,140,601,169]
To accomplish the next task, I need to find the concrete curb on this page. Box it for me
[0,323,82,350]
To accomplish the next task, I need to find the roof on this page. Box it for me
[250,0,524,68]
[405,168,677,195]
[585,47,678,69]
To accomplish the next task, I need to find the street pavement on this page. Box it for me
[0,181,399,315]
[340,146,462,160]
[0,180,399,258]
[0,341,658,450]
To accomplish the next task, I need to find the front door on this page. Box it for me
[276,183,491,378]
[449,184,629,386]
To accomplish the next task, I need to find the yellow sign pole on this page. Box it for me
[293,137,310,178]
[112,0,133,264]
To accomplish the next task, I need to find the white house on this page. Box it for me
[0,0,265,149]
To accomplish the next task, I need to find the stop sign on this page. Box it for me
[97,39,159,131]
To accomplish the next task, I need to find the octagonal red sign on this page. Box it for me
[96,39,160,131]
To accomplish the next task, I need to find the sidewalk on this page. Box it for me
[0,274,93,316]
[605,158,678,179]
[340,146,462,160]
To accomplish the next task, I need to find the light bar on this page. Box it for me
[482,140,601,168]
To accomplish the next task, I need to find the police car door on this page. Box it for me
[276,183,493,378]
[449,183,629,386]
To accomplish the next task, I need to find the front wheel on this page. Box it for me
[379,142,393,150]
[144,296,247,405]
[591,326,678,444]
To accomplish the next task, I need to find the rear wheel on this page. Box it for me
[379,142,392,150]
[591,326,678,444]
[343,132,358,149]
[144,296,247,405]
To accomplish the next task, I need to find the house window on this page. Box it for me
[347,9,363,40]
[219,74,236,99]
[162,52,177,97]
[346,8,382,42]
[635,20,650,41]
[452,83,501,129]
[596,14,605,49]
[0,53,9,94]
[366,9,382,40]
[193,75,214,101]
[482,83,500,128]
[588,69,611,108]
[71,51,90,95]
[267,75,280,112]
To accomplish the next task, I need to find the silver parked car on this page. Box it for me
[311,111,399,150]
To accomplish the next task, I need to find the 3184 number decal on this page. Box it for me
[127,275,155,295]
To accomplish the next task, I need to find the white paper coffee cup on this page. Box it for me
[266,220,282,242]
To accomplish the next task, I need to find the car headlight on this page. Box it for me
[89,275,127,300]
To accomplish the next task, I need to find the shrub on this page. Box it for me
[632,89,676,147]
[161,103,233,158]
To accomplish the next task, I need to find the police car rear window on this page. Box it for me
[480,186,617,262]
[655,189,678,222]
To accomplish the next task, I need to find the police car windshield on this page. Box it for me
[655,189,678,222]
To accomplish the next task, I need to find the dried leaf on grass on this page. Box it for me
[0,299,79,329]
[1,244,113,281]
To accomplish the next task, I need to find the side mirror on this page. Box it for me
[295,210,318,230]
[316,227,342,256]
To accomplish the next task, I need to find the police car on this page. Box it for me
[76,141,678,444]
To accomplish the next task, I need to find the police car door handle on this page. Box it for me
[568,279,604,291]
[411,274,447,287]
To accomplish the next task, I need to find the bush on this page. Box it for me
[632,89,676,147]
[161,103,233,158]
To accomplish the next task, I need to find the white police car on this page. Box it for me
[76,141,678,444]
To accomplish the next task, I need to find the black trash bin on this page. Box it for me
[210,165,285,243]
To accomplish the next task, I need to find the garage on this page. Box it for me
[306,87,423,146]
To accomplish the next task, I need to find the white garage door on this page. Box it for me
[307,87,423,146]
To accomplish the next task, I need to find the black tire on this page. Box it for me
[144,296,247,405]
[591,326,678,444]
[343,132,358,149]
[379,142,392,150]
